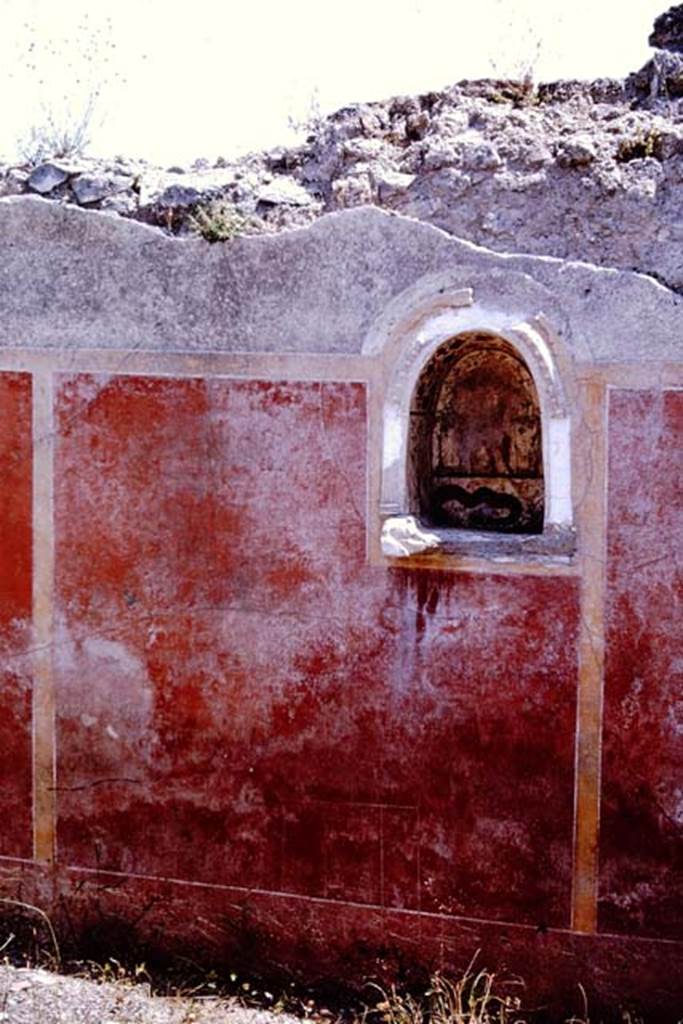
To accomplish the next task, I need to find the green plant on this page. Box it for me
[188,201,264,243]
[616,131,663,163]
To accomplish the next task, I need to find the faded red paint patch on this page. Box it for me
[600,389,683,940]
[0,372,33,858]
[383,569,578,927]
[54,373,578,934]
[55,375,371,885]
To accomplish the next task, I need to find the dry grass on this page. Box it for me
[367,961,526,1024]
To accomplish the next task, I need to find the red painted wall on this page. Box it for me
[0,372,33,859]
[600,389,683,941]
[54,375,579,928]
[1,370,681,1015]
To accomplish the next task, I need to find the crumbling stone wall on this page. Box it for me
[2,10,683,291]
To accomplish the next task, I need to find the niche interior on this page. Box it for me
[408,332,544,534]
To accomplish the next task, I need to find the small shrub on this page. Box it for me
[11,12,124,165]
[616,131,663,163]
[18,94,98,165]
[287,85,326,142]
[188,202,265,243]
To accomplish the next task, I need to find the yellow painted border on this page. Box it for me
[32,370,56,863]
[570,378,608,932]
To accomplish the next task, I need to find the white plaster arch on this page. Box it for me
[377,298,574,544]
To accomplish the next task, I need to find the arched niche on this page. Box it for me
[377,306,575,560]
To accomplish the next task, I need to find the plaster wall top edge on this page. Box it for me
[0,197,680,366]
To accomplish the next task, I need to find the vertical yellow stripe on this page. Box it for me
[571,378,608,932]
[32,370,56,863]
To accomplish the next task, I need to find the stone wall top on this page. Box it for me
[0,196,680,365]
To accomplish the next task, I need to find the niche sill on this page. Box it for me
[380,515,576,565]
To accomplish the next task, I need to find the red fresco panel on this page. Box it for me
[600,389,683,940]
[382,569,578,927]
[0,372,33,859]
[54,374,578,929]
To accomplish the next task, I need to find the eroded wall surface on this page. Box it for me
[0,372,33,859]
[0,200,681,1020]
[601,389,683,941]
[53,374,578,928]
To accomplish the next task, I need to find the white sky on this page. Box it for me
[0,0,665,165]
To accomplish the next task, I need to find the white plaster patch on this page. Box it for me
[81,636,148,678]
[547,417,573,526]
[55,618,155,743]
[381,515,441,558]
[60,373,115,410]
[382,406,403,471]
[517,321,557,383]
